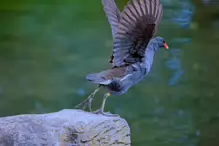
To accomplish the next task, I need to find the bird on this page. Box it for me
[76,0,169,116]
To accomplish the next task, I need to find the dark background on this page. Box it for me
[0,0,219,145]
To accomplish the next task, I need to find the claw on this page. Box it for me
[92,93,119,117]
[93,109,120,117]
[75,97,93,111]
[75,87,100,112]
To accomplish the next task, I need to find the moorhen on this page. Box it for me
[76,0,169,116]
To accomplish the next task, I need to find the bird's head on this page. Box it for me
[150,37,169,51]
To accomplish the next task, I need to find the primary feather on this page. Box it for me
[102,0,121,39]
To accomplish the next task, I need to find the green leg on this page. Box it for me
[75,87,100,112]
[93,93,119,117]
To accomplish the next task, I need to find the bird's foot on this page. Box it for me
[75,97,93,112]
[75,87,100,112]
[93,109,120,117]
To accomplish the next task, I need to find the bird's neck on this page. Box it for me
[140,43,158,74]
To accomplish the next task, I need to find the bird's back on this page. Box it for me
[86,63,147,95]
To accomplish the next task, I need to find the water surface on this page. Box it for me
[0,0,219,145]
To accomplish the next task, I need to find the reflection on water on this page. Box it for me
[0,0,219,145]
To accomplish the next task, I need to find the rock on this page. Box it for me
[0,109,131,146]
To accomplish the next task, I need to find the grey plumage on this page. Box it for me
[76,0,168,116]
[86,63,145,95]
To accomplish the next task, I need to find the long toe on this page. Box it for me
[93,109,120,117]
[75,99,90,110]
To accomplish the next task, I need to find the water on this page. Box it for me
[0,0,219,145]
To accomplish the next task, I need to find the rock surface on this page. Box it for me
[0,109,131,146]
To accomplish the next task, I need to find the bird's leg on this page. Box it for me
[93,93,119,117]
[75,86,100,112]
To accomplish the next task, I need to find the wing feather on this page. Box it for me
[102,0,121,39]
[110,0,163,67]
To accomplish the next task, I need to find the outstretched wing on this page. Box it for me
[102,0,121,39]
[110,0,163,67]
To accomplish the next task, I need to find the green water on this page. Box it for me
[0,0,219,145]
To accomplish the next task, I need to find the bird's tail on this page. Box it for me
[86,73,111,85]
[86,73,99,81]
